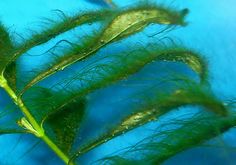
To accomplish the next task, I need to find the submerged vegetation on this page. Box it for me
[0,1,234,164]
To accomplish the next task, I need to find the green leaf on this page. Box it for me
[44,97,86,154]
[22,87,87,154]
[9,9,114,63]
[4,62,17,91]
[22,87,60,123]
[70,82,227,161]
[156,47,208,83]
[1,9,115,91]
[22,45,207,154]
[41,46,207,120]
[0,23,17,90]
[20,5,189,94]
[0,23,13,57]
[0,2,230,165]
[98,113,236,165]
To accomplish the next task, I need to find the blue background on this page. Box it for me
[0,0,236,164]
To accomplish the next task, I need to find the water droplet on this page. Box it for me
[100,40,105,44]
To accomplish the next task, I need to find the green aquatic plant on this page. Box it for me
[0,2,234,165]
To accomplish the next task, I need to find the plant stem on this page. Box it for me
[0,76,73,165]
[42,135,70,164]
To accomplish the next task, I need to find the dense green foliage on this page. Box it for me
[0,1,234,165]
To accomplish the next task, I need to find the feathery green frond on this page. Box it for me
[0,9,114,91]
[42,45,207,118]
[98,113,236,165]
[0,23,13,55]
[20,4,188,95]
[4,62,17,91]
[70,83,227,161]
[0,23,17,90]
[0,1,232,165]
[9,9,114,62]
[22,44,207,131]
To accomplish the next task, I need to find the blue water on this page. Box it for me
[0,0,236,164]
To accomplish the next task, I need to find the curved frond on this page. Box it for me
[69,83,228,162]
[0,23,16,90]
[39,45,208,122]
[97,113,236,165]
[22,87,87,155]
[20,5,189,95]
